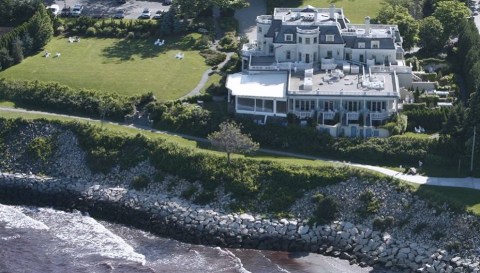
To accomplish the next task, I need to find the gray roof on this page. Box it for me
[342,36,396,49]
[271,24,344,44]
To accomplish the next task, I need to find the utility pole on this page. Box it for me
[471,126,476,174]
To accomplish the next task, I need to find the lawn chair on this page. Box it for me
[68,37,74,43]
[55,52,61,58]
[44,51,51,57]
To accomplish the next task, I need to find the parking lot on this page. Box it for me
[45,0,170,19]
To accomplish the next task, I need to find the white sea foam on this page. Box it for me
[28,208,146,265]
[0,204,49,230]
[215,247,252,273]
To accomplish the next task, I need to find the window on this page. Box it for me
[277,101,287,114]
[285,34,293,41]
[314,37,317,43]
[326,35,334,42]
[371,40,380,48]
[269,44,274,53]
[313,52,317,62]
[288,99,294,111]
[237,98,255,111]
[286,50,291,60]
[305,38,311,44]
[367,101,386,112]
[298,37,302,43]
[324,101,334,111]
[258,26,262,33]
[327,51,332,58]
[298,52,302,61]
[346,101,358,111]
[358,42,365,49]
[295,100,316,111]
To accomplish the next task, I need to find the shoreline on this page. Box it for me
[0,172,473,273]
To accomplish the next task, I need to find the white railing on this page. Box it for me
[250,61,313,71]
[297,27,319,34]
[370,112,389,120]
[323,111,336,119]
[370,65,412,74]
[256,15,272,24]
[293,111,313,119]
[241,49,264,57]
[288,90,399,97]
[347,112,359,120]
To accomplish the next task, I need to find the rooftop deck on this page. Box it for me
[288,70,399,97]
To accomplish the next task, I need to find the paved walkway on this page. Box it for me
[181,52,234,99]
[2,106,480,190]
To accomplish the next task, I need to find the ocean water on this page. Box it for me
[0,204,389,273]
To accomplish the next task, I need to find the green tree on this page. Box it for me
[208,121,259,164]
[0,47,13,70]
[376,5,418,49]
[418,16,445,53]
[432,0,470,38]
[27,3,53,51]
[10,37,24,64]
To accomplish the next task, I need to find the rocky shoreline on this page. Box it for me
[0,172,477,273]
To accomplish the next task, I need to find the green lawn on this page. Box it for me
[0,34,209,100]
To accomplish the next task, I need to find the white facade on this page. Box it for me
[228,5,411,138]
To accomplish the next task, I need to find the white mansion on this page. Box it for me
[226,5,417,138]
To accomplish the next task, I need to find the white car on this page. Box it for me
[141,8,151,19]
[47,4,60,16]
[71,4,83,17]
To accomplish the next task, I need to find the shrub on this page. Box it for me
[85,27,97,36]
[357,190,381,217]
[181,185,197,200]
[27,136,54,162]
[87,147,119,173]
[199,49,227,66]
[372,216,395,231]
[131,174,150,191]
[312,195,339,224]
[194,191,215,205]
[218,32,238,52]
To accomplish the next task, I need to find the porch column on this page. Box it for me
[235,96,238,112]
[273,99,277,115]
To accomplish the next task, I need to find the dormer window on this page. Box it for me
[298,37,303,43]
[258,26,262,33]
[371,40,380,49]
[358,42,365,48]
[285,34,293,42]
[326,35,334,42]
[305,38,311,44]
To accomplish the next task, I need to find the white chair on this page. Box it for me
[68,37,74,43]
[44,51,50,58]
[55,52,61,58]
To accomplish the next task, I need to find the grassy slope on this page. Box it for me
[0,34,208,100]
[2,109,480,215]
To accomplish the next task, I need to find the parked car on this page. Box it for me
[153,10,163,20]
[60,6,71,17]
[71,4,83,17]
[47,4,60,16]
[140,8,151,19]
[163,0,172,5]
[113,9,125,19]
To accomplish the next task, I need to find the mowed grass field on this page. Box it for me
[0,34,209,100]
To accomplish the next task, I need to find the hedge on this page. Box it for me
[0,78,135,121]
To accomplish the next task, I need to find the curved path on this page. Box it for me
[2,106,480,190]
[181,52,234,99]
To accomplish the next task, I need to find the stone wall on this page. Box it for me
[0,172,478,273]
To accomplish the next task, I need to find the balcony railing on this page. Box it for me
[370,111,389,120]
[322,111,336,120]
[293,111,314,119]
[297,27,319,34]
[347,112,359,120]
[256,15,272,24]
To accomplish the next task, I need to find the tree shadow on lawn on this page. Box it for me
[100,35,199,61]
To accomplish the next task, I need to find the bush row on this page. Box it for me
[0,78,134,120]
[2,118,373,213]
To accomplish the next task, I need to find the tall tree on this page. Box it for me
[10,37,23,64]
[27,3,53,51]
[418,16,445,53]
[208,121,259,164]
[432,0,470,38]
[376,5,418,49]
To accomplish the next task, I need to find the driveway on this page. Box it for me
[46,0,170,19]
[234,0,266,43]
